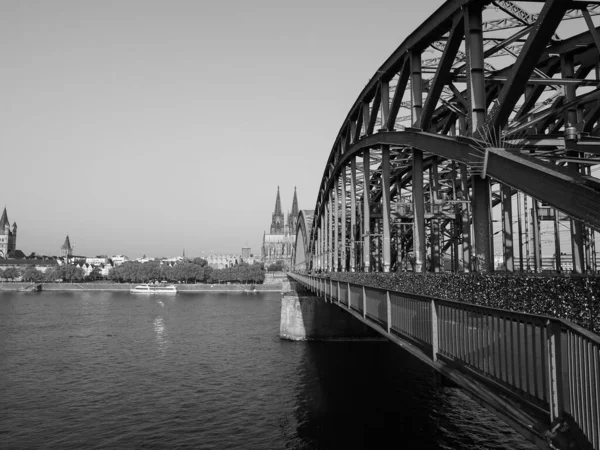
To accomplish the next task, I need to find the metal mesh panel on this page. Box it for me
[364,286,387,324]
[339,283,349,305]
[331,281,339,300]
[437,303,549,409]
[349,284,362,312]
[389,292,431,346]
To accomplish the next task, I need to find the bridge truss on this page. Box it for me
[293,0,600,274]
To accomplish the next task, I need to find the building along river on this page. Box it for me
[0,291,538,449]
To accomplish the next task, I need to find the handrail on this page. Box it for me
[289,273,600,450]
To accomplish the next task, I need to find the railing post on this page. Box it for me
[347,282,351,309]
[431,299,439,362]
[386,290,391,333]
[547,319,565,427]
[362,286,366,318]
[329,279,333,302]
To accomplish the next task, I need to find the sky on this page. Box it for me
[0,0,443,258]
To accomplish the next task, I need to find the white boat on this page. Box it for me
[130,284,177,294]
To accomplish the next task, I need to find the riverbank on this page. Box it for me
[0,282,283,293]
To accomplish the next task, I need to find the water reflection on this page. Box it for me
[292,340,437,449]
[291,340,538,450]
[154,316,167,356]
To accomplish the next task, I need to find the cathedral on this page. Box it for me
[0,207,17,258]
[261,187,298,269]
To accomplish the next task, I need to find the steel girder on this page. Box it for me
[304,0,600,277]
[321,130,600,231]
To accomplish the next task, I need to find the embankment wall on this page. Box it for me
[0,282,282,292]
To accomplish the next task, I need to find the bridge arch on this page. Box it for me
[307,0,600,274]
[292,209,314,272]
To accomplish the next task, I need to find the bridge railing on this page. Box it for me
[290,273,600,450]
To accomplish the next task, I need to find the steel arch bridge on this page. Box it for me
[292,0,600,275]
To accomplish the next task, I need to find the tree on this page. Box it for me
[44,267,60,282]
[85,266,103,281]
[22,266,44,282]
[191,257,208,267]
[57,265,84,282]
[2,267,21,281]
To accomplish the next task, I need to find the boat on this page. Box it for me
[20,284,42,292]
[130,284,177,294]
[243,284,257,293]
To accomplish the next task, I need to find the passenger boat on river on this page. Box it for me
[130,284,177,294]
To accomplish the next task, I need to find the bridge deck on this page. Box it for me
[289,273,600,450]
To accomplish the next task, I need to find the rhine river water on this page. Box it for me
[0,291,538,449]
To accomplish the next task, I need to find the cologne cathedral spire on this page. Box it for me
[288,187,299,232]
[274,186,282,215]
[270,186,285,234]
[291,186,298,217]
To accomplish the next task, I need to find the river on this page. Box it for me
[0,291,537,449]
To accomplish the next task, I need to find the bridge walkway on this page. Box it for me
[289,273,600,450]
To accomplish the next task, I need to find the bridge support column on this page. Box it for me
[382,145,391,272]
[341,169,347,272]
[363,149,371,272]
[430,157,441,272]
[350,158,357,272]
[318,226,323,271]
[333,180,339,272]
[464,3,486,132]
[413,149,426,272]
[472,177,493,272]
[562,53,585,273]
[532,200,542,272]
[327,192,333,271]
[280,289,376,341]
[460,163,472,272]
[501,184,514,272]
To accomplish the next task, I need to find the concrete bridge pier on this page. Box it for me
[280,279,377,341]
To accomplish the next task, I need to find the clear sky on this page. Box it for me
[1,0,442,258]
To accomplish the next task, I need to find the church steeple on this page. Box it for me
[61,235,73,258]
[270,186,285,234]
[291,186,298,218]
[288,187,299,232]
[0,207,9,230]
[274,186,282,215]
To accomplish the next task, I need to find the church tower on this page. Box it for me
[61,235,73,259]
[270,186,285,234]
[0,207,16,258]
[287,187,299,234]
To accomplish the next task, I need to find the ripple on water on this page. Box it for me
[0,291,538,449]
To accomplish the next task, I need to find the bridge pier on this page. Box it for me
[280,280,376,341]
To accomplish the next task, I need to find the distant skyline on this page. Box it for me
[1,0,442,257]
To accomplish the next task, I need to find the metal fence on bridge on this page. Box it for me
[291,273,600,450]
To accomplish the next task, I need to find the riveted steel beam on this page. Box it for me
[320,131,600,232]
[491,0,569,130]
[420,14,465,131]
[363,150,371,272]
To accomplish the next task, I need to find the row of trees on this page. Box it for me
[0,265,90,283]
[0,258,269,284]
[108,260,265,284]
[108,260,211,283]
